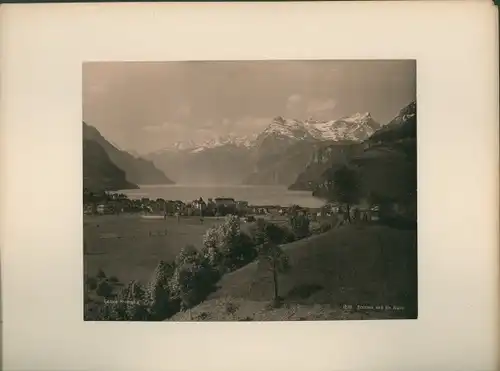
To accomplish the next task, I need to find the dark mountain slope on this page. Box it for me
[83,139,138,192]
[83,122,174,185]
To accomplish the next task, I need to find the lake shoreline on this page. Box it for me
[115,184,326,209]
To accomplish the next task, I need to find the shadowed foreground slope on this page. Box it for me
[169,224,417,321]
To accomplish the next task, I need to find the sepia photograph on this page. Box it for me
[2,0,498,369]
[82,60,417,322]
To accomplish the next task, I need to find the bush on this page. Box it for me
[169,245,220,311]
[96,280,113,298]
[224,301,239,316]
[174,244,199,267]
[195,312,210,321]
[201,227,223,268]
[283,228,297,243]
[320,221,333,233]
[102,280,151,321]
[202,215,257,273]
[86,276,98,291]
[146,260,178,320]
[254,219,290,246]
[96,269,106,280]
[289,214,311,240]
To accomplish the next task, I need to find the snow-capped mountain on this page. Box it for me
[191,134,257,153]
[242,112,381,186]
[153,140,198,153]
[150,112,379,157]
[305,112,381,141]
[143,110,383,186]
[151,135,257,155]
[256,112,380,143]
[259,116,315,141]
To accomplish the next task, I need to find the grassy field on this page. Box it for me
[169,223,417,321]
[84,214,224,285]
[84,214,417,321]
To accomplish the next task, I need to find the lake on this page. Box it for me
[119,184,325,208]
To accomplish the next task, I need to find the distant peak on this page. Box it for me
[158,140,197,152]
[334,112,374,123]
[353,112,372,119]
[272,116,287,124]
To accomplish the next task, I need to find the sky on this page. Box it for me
[83,60,416,155]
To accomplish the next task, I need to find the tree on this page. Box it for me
[206,198,216,216]
[288,204,302,216]
[169,245,219,319]
[83,188,92,204]
[327,165,361,223]
[170,263,198,319]
[289,214,310,239]
[201,215,256,272]
[96,280,113,298]
[146,260,176,320]
[103,280,150,321]
[254,220,291,302]
[175,244,199,267]
[253,218,288,246]
[122,281,149,320]
[96,268,107,280]
[201,227,223,268]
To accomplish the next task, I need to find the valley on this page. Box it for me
[143,111,383,186]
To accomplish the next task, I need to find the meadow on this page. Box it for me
[84,213,417,321]
[84,214,224,285]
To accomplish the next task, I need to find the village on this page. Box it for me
[83,189,380,224]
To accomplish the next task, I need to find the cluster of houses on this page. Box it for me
[83,192,345,219]
[83,189,386,223]
[85,195,249,217]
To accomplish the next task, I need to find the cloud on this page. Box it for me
[286,94,303,110]
[142,121,224,145]
[176,103,191,119]
[285,94,307,118]
[199,120,215,130]
[198,117,272,137]
[285,94,338,120]
[306,98,337,119]
[142,121,185,133]
[231,117,272,136]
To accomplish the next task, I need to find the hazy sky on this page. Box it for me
[83,60,416,154]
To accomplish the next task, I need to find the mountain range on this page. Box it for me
[83,122,174,192]
[83,101,416,201]
[144,112,382,186]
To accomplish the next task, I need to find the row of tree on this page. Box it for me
[87,214,311,321]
